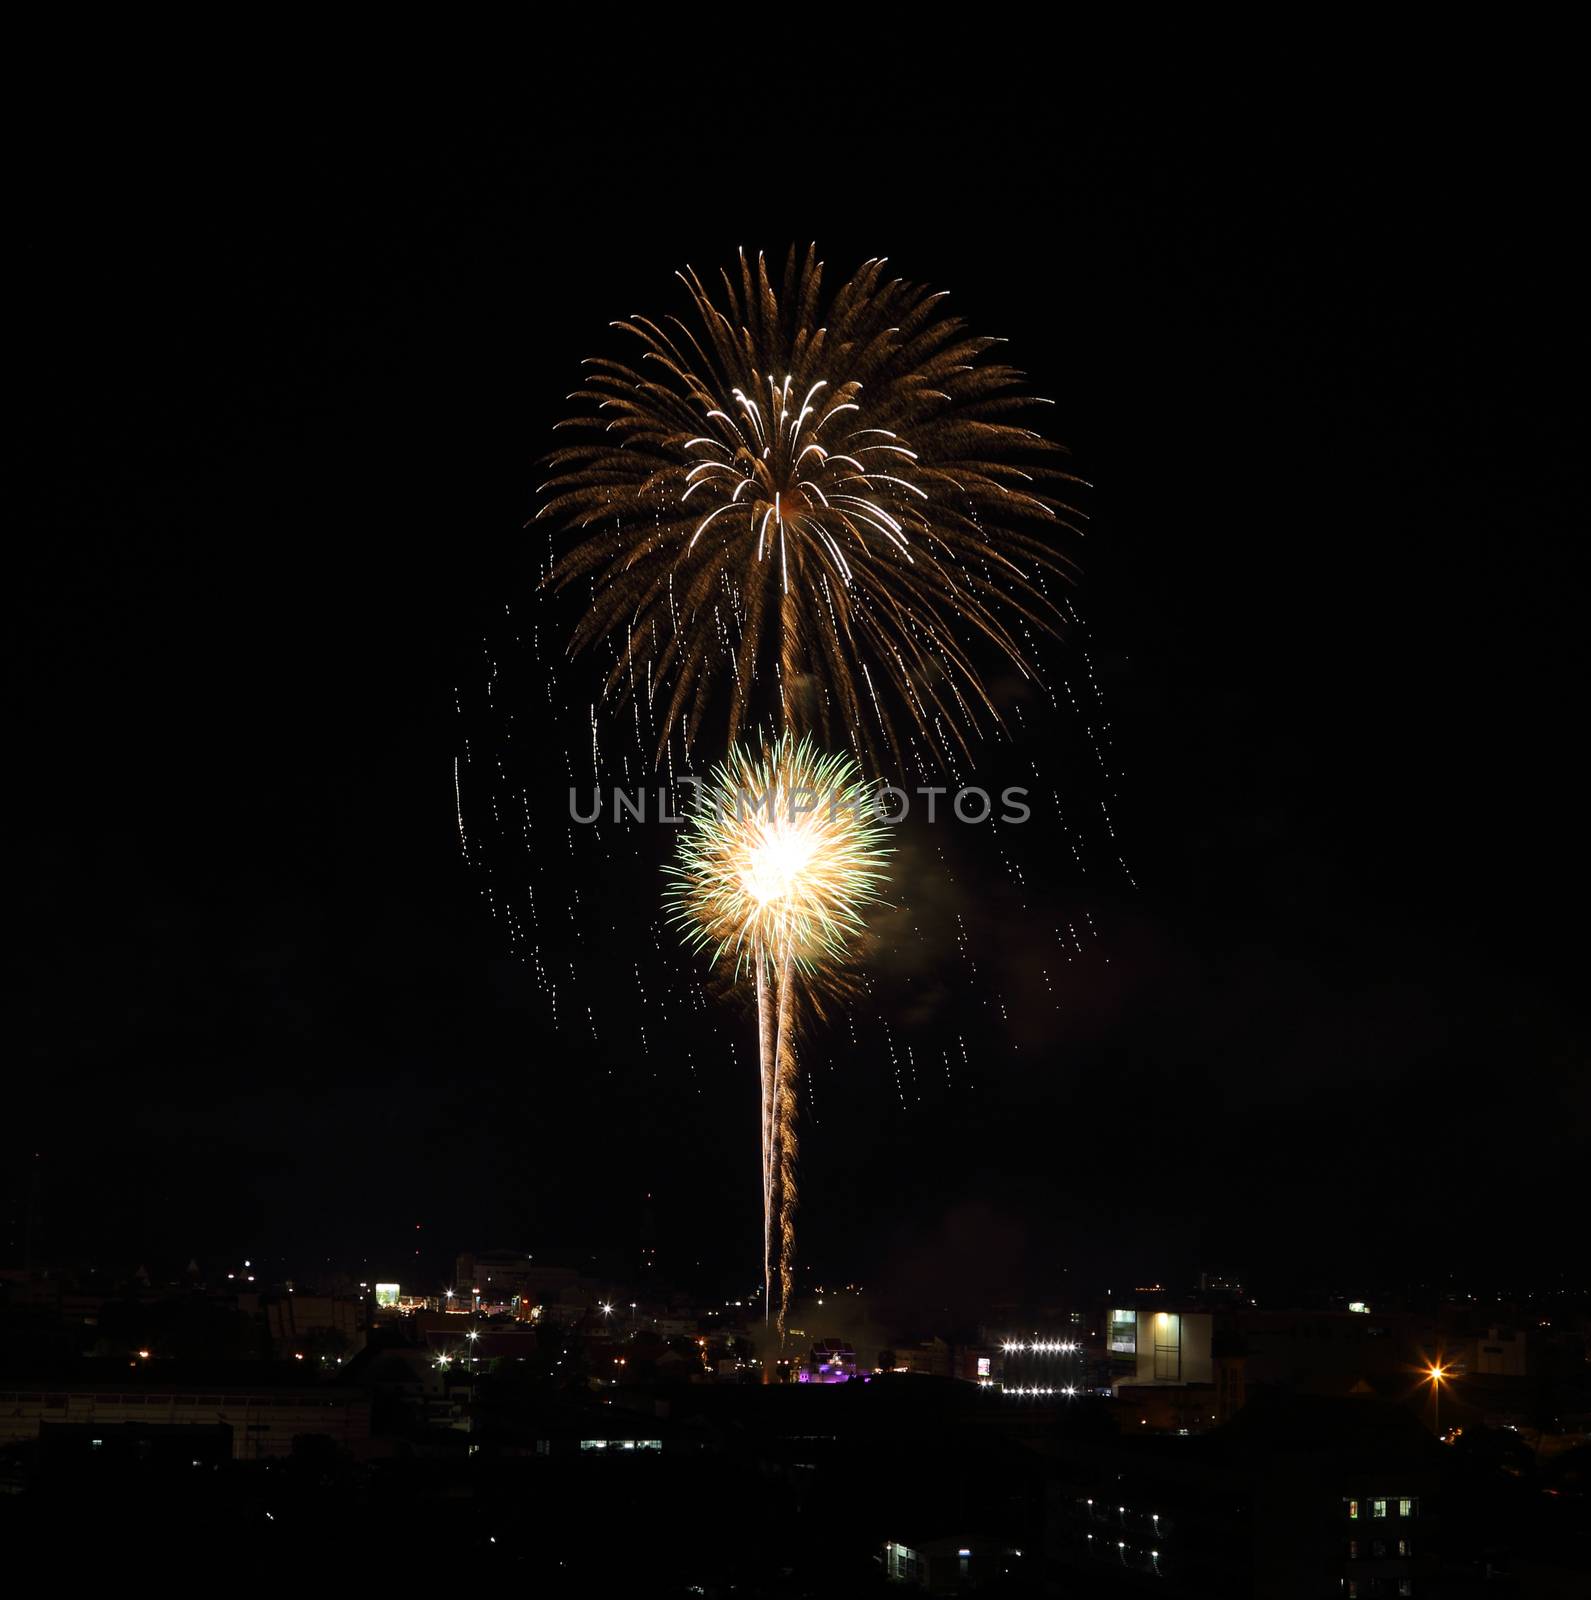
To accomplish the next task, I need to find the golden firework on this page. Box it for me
[541,245,1081,770]
[666,734,891,1336]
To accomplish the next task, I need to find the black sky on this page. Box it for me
[13,93,1587,1304]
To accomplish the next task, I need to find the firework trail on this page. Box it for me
[665,734,890,1332]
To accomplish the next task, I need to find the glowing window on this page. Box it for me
[1347,1499,1359,1520]
[1372,1499,1387,1519]
[1398,1497,1415,1518]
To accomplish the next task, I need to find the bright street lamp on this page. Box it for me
[1425,1364,1448,1435]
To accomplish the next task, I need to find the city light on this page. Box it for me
[1424,1361,1450,1434]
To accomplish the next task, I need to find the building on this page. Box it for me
[351,1344,469,1431]
[1129,1308,1215,1385]
[886,1337,952,1378]
[38,1419,233,1471]
[1111,1307,1226,1431]
[881,1537,972,1593]
[264,1293,362,1359]
[798,1341,858,1384]
[1107,1306,1138,1363]
[1043,1391,1443,1595]
[1460,1324,1528,1378]
[453,1251,582,1312]
[0,1361,371,1459]
[997,1337,1084,1397]
[954,1345,1000,1385]
[1108,1302,1437,1432]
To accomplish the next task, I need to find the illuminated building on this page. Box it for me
[881,1537,976,1592]
[1109,1302,1440,1430]
[953,1346,1000,1385]
[996,1337,1083,1397]
[797,1341,858,1384]
[1106,1307,1137,1361]
[1131,1308,1214,1385]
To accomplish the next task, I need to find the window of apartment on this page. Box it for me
[1372,1498,1388,1519]
[1348,1539,1359,1559]
[1109,1310,1136,1354]
[1398,1582,1413,1597]
[1397,1538,1410,1557]
[1347,1499,1360,1520]
[1398,1497,1415,1518]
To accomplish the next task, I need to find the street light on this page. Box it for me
[1425,1364,1447,1436]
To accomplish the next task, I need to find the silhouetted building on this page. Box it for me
[264,1293,361,1358]
[453,1251,581,1310]
[1043,1391,1442,1595]
[38,1419,232,1471]
[0,1361,370,1459]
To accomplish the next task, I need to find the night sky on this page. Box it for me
[15,97,1586,1309]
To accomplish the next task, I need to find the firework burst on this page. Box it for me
[666,733,891,1333]
[666,737,892,979]
[540,245,1082,771]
